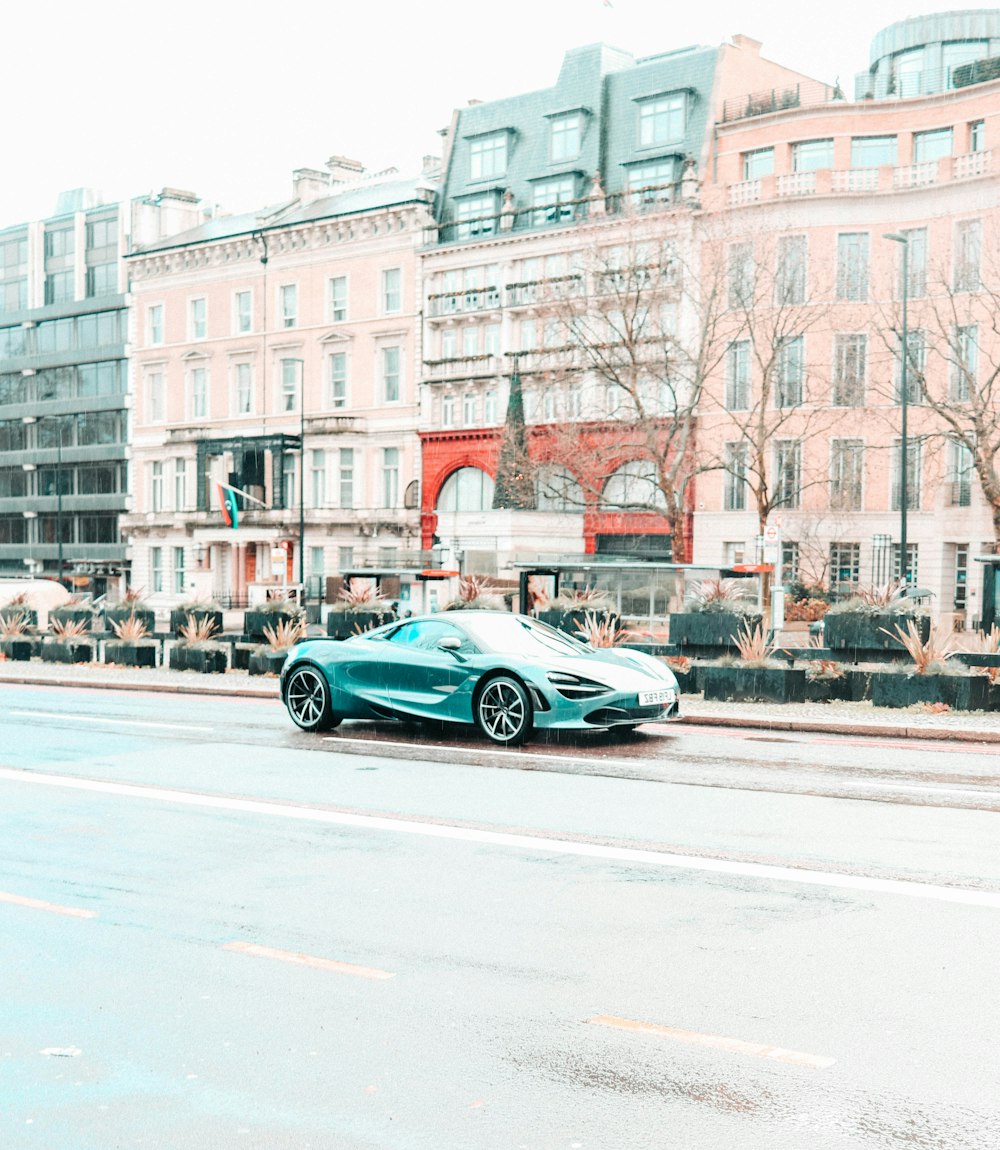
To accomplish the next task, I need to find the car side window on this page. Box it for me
[387,620,477,654]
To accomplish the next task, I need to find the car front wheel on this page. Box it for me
[475,675,532,746]
[285,665,341,732]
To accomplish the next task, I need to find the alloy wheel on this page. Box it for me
[285,665,338,731]
[476,676,531,745]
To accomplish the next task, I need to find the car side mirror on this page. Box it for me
[438,636,465,659]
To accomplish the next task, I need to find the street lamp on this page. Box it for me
[884,233,910,586]
[23,415,65,587]
[287,358,307,607]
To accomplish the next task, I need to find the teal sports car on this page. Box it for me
[280,610,680,746]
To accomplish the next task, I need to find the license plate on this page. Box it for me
[638,689,673,707]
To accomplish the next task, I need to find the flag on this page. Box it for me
[217,483,239,529]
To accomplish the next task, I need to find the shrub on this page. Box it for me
[177,614,220,646]
[827,579,921,617]
[686,578,756,615]
[733,621,780,667]
[575,611,629,648]
[7,592,31,606]
[784,597,829,623]
[882,619,959,674]
[555,584,613,609]
[110,613,150,642]
[665,654,691,675]
[51,617,91,641]
[336,578,389,612]
[0,611,29,638]
[261,618,305,652]
[965,624,1000,682]
[444,574,505,612]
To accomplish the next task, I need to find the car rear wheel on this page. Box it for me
[285,665,341,732]
[475,675,532,746]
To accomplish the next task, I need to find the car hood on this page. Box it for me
[539,649,677,691]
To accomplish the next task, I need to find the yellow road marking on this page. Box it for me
[223,941,395,980]
[0,890,97,919]
[588,1015,836,1069]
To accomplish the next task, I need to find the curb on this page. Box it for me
[0,673,278,701]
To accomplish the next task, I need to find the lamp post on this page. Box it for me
[23,415,65,587]
[288,358,306,607]
[884,233,909,586]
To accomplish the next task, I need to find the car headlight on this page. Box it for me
[546,672,613,699]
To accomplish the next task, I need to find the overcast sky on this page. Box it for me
[3,0,977,225]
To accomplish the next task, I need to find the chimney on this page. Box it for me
[326,155,365,184]
[292,168,332,203]
[730,34,763,54]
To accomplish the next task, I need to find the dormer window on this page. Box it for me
[638,93,686,148]
[469,132,508,180]
[550,112,583,162]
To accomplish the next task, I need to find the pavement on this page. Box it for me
[3,656,1000,744]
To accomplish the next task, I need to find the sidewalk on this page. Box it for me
[3,658,1000,743]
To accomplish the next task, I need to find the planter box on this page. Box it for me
[1,606,37,629]
[50,606,100,632]
[660,664,697,694]
[701,664,807,704]
[42,641,94,664]
[249,650,289,676]
[804,675,853,703]
[1,637,34,661]
[169,645,228,674]
[231,643,256,671]
[106,607,156,636]
[668,612,762,654]
[105,641,157,668]
[823,613,930,659]
[536,608,617,637]
[327,609,394,640]
[845,669,874,701]
[871,671,994,711]
[244,609,303,642]
[170,609,223,637]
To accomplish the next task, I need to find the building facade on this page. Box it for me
[124,162,434,607]
[0,188,202,595]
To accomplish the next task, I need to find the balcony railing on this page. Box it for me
[422,354,501,383]
[722,79,840,123]
[832,168,880,192]
[893,161,938,189]
[776,172,817,197]
[505,275,584,307]
[955,149,992,179]
[426,286,501,317]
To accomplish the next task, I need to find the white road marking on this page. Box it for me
[224,941,395,980]
[322,735,1000,801]
[589,1015,836,1069]
[8,710,213,733]
[1,765,998,909]
[0,890,97,919]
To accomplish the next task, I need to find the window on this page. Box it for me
[279,358,299,412]
[173,546,186,595]
[953,544,969,610]
[86,217,117,250]
[338,448,354,508]
[381,268,401,313]
[550,112,583,161]
[174,458,187,510]
[891,438,922,510]
[627,159,677,207]
[455,194,497,240]
[441,328,457,359]
[189,298,206,340]
[44,228,74,258]
[151,462,164,512]
[892,543,919,584]
[483,390,497,424]
[441,394,455,427]
[792,138,834,172]
[44,271,73,305]
[235,362,252,414]
[913,128,952,163]
[726,341,750,410]
[338,545,354,570]
[147,371,165,422]
[970,120,985,152]
[381,447,399,508]
[776,235,806,305]
[190,367,207,419]
[147,304,164,345]
[462,393,477,425]
[532,177,577,225]
[638,93,685,146]
[484,324,500,356]
[311,449,326,507]
[836,233,869,301]
[743,148,774,179]
[462,326,479,357]
[234,291,252,333]
[782,541,800,583]
[776,336,804,407]
[830,543,860,590]
[520,319,537,351]
[728,242,753,309]
[382,346,401,402]
[436,466,495,511]
[774,440,802,509]
[469,132,507,180]
[953,325,977,401]
[723,442,748,511]
[830,439,864,511]
[954,219,981,291]
[279,284,297,328]
[86,263,116,297]
[329,276,347,322]
[150,547,163,594]
[949,440,974,506]
[897,228,927,298]
[896,329,926,403]
[833,334,866,406]
[894,48,925,96]
[602,461,666,510]
[850,136,897,168]
[329,352,347,408]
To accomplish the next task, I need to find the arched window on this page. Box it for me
[436,467,495,511]
[535,466,584,511]
[601,460,666,510]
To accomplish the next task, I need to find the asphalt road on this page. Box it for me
[2,683,999,1149]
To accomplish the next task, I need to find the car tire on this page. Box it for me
[285,665,341,732]
[475,675,532,746]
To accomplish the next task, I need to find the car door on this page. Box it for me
[383,619,476,718]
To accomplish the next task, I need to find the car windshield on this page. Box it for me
[460,613,591,658]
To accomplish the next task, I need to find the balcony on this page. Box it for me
[505,275,584,307]
[722,79,840,123]
[893,161,938,189]
[423,354,501,384]
[426,286,501,318]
